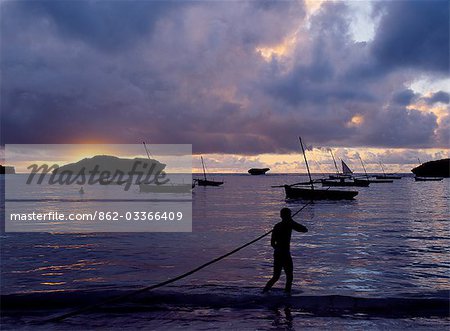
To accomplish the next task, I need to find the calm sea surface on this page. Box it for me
[1,174,449,329]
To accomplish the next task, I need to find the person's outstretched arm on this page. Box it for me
[291,220,308,233]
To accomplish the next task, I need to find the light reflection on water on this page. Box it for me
[1,174,449,298]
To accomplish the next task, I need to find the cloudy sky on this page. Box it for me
[1,0,449,172]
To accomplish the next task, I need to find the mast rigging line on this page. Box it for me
[299,137,314,191]
[142,141,155,160]
[200,156,208,181]
[41,201,314,323]
[330,149,339,174]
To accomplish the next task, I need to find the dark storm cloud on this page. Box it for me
[358,105,438,148]
[1,0,448,153]
[12,1,178,51]
[371,0,449,73]
[436,113,450,147]
[391,89,418,106]
[424,91,450,105]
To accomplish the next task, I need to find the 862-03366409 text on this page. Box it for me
[9,211,184,222]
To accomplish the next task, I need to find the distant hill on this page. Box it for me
[54,155,166,176]
[0,165,15,174]
[411,158,450,177]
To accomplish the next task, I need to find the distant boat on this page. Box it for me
[377,161,402,179]
[321,160,370,187]
[328,151,352,180]
[375,174,402,180]
[354,178,393,184]
[248,168,270,175]
[321,178,370,187]
[194,156,224,187]
[355,156,393,183]
[283,137,358,200]
[139,142,193,193]
[414,176,444,182]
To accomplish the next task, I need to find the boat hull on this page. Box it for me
[321,179,369,187]
[375,175,402,180]
[195,179,224,187]
[139,183,193,193]
[284,185,358,200]
[355,178,393,184]
[328,174,352,180]
[248,168,270,175]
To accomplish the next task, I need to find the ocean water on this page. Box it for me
[1,174,449,330]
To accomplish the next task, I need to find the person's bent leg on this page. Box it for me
[263,254,282,292]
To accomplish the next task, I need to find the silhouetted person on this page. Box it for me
[263,208,308,294]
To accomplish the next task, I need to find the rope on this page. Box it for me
[42,201,313,323]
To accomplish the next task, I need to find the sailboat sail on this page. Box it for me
[341,160,353,175]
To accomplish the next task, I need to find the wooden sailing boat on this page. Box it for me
[194,156,224,187]
[139,142,193,193]
[353,156,393,183]
[328,150,352,180]
[284,137,358,200]
[321,159,370,187]
[375,161,402,179]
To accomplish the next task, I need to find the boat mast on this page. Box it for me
[299,137,314,191]
[200,156,207,181]
[379,161,386,176]
[142,141,152,160]
[330,149,339,174]
[358,155,369,179]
